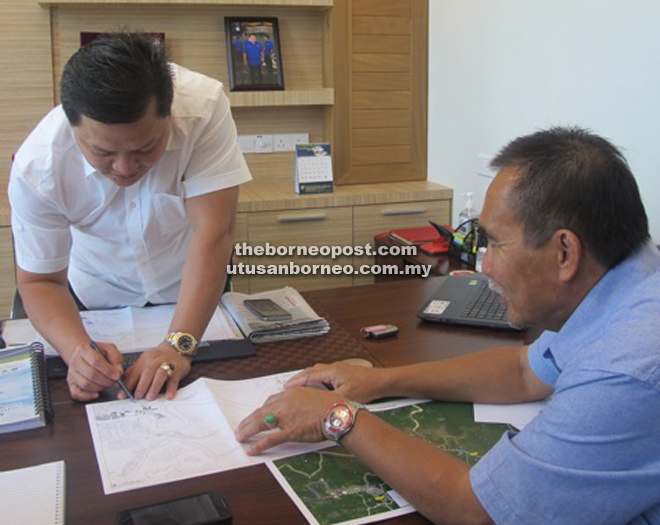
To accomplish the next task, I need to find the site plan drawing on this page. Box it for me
[86,371,332,494]
[268,401,512,525]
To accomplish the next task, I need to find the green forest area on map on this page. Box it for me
[273,401,513,525]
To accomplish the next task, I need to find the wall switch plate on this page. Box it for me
[255,134,273,153]
[238,134,274,153]
[477,153,498,178]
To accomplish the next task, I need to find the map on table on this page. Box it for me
[268,401,512,525]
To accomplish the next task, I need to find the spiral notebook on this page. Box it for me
[0,343,53,434]
[0,460,66,525]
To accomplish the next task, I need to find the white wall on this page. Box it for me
[428,0,660,242]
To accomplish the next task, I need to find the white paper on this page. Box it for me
[0,460,65,525]
[3,304,243,356]
[86,371,335,494]
[473,399,549,430]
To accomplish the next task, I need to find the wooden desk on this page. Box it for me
[0,278,529,525]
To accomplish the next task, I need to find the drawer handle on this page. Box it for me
[278,214,327,223]
[381,208,426,216]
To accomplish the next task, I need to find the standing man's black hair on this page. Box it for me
[491,126,649,269]
[60,31,173,126]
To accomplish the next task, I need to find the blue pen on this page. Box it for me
[89,341,135,401]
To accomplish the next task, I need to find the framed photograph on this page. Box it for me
[225,17,284,92]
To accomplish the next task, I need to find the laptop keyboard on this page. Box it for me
[461,283,507,321]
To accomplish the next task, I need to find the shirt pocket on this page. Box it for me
[146,193,188,242]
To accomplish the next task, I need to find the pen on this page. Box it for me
[89,341,135,401]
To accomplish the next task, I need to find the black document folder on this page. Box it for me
[46,338,256,379]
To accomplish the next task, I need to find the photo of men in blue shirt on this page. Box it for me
[243,34,263,85]
[226,18,283,91]
[263,35,274,76]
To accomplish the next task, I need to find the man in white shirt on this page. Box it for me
[9,32,252,402]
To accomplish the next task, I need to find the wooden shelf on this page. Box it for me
[40,0,332,6]
[237,180,453,213]
[228,88,333,107]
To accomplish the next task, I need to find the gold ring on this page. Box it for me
[160,362,175,377]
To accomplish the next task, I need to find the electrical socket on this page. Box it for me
[273,135,289,152]
[272,133,311,152]
[239,133,310,153]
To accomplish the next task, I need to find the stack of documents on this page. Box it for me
[220,287,329,343]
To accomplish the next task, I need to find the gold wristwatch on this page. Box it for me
[165,331,199,358]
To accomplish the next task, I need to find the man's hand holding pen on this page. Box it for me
[65,340,126,402]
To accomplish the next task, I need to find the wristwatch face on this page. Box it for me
[328,405,352,431]
[177,334,195,353]
[167,332,198,356]
[323,402,363,442]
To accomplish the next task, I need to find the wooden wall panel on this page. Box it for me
[352,128,411,147]
[0,227,16,318]
[352,53,411,73]
[333,0,427,185]
[351,0,411,17]
[0,2,53,198]
[352,34,410,53]
[352,91,411,110]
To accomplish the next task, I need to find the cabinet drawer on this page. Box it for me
[353,200,450,285]
[246,207,353,292]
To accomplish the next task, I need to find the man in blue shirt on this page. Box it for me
[242,34,263,85]
[263,35,274,77]
[237,127,660,525]
[232,36,243,70]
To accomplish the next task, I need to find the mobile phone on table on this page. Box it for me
[243,298,292,321]
[117,491,232,525]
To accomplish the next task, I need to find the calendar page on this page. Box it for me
[294,143,333,194]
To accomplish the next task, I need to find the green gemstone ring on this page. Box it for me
[264,413,278,428]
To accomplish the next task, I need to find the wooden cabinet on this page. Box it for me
[353,199,450,285]
[333,0,428,185]
[234,180,452,292]
[245,206,353,292]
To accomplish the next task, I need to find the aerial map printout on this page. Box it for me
[268,401,512,525]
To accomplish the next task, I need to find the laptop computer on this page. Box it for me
[418,274,519,330]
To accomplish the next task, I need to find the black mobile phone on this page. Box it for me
[117,491,232,525]
[243,298,292,321]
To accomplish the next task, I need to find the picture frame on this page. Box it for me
[225,17,284,92]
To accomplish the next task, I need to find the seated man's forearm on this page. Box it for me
[380,346,552,404]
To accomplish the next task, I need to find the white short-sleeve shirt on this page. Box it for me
[9,64,252,309]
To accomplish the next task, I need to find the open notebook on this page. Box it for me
[0,460,65,525]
